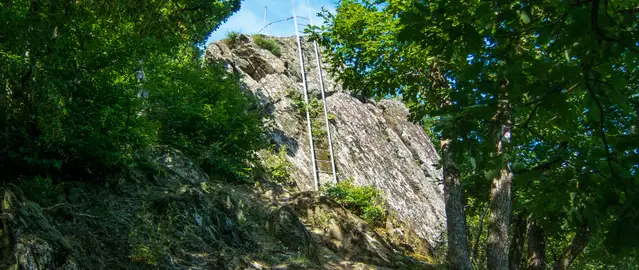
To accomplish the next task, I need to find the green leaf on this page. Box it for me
[587,104,601,123]
[469,157,477,170]
[512,162,525,172]
[484,169,499,180]
[611,163,631,179]
[518,10,531,24]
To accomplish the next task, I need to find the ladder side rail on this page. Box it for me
[308,2,338,183]
[292,0,319,190]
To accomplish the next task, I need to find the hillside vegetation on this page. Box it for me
[2,0,638,269]
[0,1,440,269]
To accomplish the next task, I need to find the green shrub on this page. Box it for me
[21,176,64,205]
[286,88,306,117]
[253,34,282,57]
[322,179,387,226]
[223,31,242,47]
[265,145,293,183]
[147,50,267,182]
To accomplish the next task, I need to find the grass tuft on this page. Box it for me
[252,34,282,57]
[223,31,242,47]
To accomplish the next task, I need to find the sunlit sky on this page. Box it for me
[205,0,337,45]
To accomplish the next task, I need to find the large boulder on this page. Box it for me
[205,36,446,248]
[152,147,209,185]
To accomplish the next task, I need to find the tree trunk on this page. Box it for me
[527,219,546,270]
[441,138,472,270]
[486,164,512,270]
[552,224,591,270]
[487,90,513,270]
[508,214,526,270]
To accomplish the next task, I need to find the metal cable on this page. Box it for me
[256,16,294,34]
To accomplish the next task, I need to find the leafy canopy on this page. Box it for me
[0,0,266,182]
[312,0,639,265]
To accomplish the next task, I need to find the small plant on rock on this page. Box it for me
[265,145,293,183]
[224,31,241,47]
[321,179,387,227]
[253,34,282,57]
[327,113,336,122]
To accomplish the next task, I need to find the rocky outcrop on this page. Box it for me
[205,35,446,247]
[1,191,77,270]
[2,147,438,269]
[288,192,397,267]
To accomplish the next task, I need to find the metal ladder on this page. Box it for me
[292,0,337,190]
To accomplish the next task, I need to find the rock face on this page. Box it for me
[205,35,446,247]
[288,192,398,267]
[1,191,77,270]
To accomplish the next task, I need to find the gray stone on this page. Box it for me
[2,191,76,270]
[16,236,53,270]
[287,192,395,267]
[153,147,209,185]
[267,206,317,259]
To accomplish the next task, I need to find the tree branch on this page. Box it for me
[583,66,618,179]
[591,0,639,53]
[514,157,563,175]
[521,102,542,129]
[551,223,592,270]
[472,205,489,263]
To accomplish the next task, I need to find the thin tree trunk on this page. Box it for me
[441,138,472,270]
[552,224,591,270]
[508,214,526,270]
[2,83,8,153]
[487,88,513,270]
[527,219,546,270]
[472,205,489,263]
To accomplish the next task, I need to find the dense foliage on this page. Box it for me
[0,0,266,182]
[146,48,266,181]
[313,0,639,268]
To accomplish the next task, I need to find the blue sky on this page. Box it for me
[205,0,337,45]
